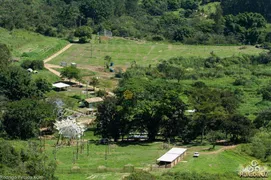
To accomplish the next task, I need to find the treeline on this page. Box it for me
[0,44,57,177]
[221,0,271,22]
[0,140,57,179]
[0,0,271,45]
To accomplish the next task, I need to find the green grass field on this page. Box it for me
[51,38,266,67]
[32,69,60,83]
[8,133,262,180]
[0,27,68,61]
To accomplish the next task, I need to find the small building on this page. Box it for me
[71,62,77,67]
[53,82,70,91]
[83,97,104,115]
[60,62,67,67]
[157,148,187,168]
[85,97,103,108]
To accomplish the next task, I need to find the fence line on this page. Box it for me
[55,165,165,174]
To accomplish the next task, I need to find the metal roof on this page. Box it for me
[85,97,104,103]
[157,148,187,162]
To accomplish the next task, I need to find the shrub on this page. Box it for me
[74,26,92,39]
[152,35,165,41]
[31,60,44,70]
[233,77,248,86]
[251,52,271,64]
[79,36,89,43]
[259,84,271,101]
[96,90,107,97]
[21,60,32,69]
[21,60,44,70]
[124,171,155,180]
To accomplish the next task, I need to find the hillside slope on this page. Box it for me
[0,28,68,61]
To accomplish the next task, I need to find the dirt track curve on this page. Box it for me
[43,44,73,77]
[200,145,237,155]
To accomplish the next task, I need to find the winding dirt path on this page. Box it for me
[43,44,73,77]
[44,44,73,63]
[43,43,115,95]
[199,145,237,155]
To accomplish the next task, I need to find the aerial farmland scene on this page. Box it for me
[0,0,271,180]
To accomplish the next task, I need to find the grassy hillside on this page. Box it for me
[51,38,266,67]
[0,28,68,61]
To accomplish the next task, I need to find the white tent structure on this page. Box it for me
[53,82,70,89]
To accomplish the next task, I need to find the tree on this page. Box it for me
[80,0,114,23]
[259,83,271,101]
[0,140,57,179]
[21,60,44,70]
[89,77,99,90]
[206,130,224,149]
[104,55,112,70]
[245,130,271,162]
[2,99,56,139]
[115,77,185,141]
[225,114,253,143]
[74,25,92,43]
[95,97,120,141]
[0,43,11,70]
[141,0,168,16]
[135,99,161,141]
[189,86,238,143]
[35,78,52,96]
[254,108,271,129]
[159,91,187,141]
[221,0,271,22]
[157,60,185,82]
[210,4,225,34]
[0,66,37,101]
[60,66,81,81]
[173,27,194,42]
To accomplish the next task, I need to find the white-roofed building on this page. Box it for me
[52,82,70,90]
[157,148,187,168]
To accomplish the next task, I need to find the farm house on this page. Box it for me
[157,148,187,168]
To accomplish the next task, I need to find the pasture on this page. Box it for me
[0,27,68,61]
[51,38,266,67]
[8,129,258,180]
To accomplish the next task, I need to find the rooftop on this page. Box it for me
[157,148,187,163]
[85,97,104,103]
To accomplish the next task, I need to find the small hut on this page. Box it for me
[157,148,187,168]
[84,97,104,115]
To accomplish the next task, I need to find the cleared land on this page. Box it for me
[0,27,68,61]
[51,38,265,67]
[8,129,258,180]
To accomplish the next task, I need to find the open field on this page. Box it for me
[51,38,266,67]
[32,69,61,83]
[8,129,262,180]
[0,27,68,61]
[45,37,270,119]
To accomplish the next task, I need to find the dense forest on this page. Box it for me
[0,0,271,45]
